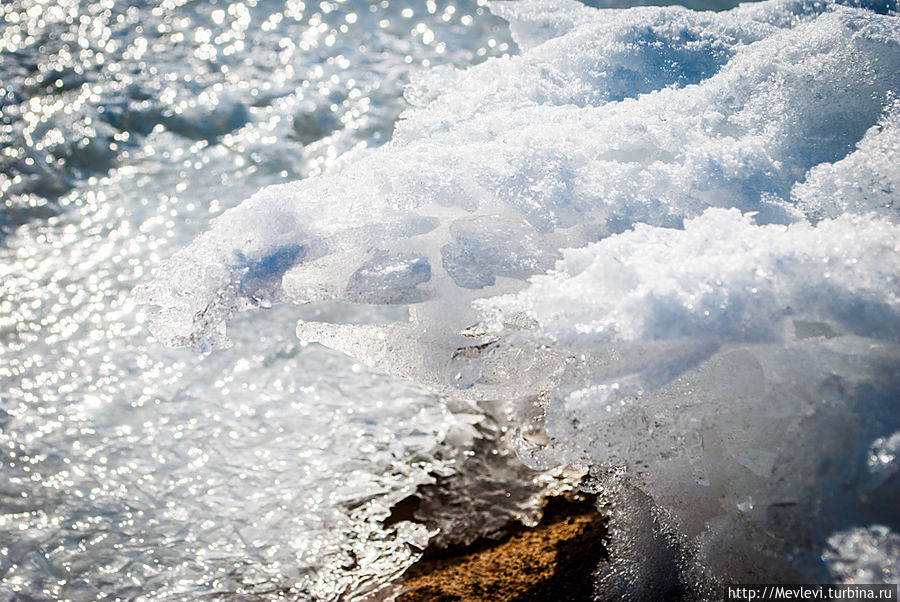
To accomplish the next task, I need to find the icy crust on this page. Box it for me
[139,0,900,356]
[481,210,900,585]
[478,210,900,349]
[794,109,900,221]
[140,0,900,590]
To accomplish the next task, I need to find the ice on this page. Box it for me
[141,0,900,354]
[141,0,900,593]
[479,210,900,348]
[1,1,533,600]
[483,210,900,584]
[793,108,900,221]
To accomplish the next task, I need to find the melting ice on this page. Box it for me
[1,1,541,600]
[143,0,900,593]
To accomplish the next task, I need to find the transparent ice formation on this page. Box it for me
[2,1,553,601]
[141,0,900,591]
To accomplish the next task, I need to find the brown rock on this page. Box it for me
[394,496,606,602]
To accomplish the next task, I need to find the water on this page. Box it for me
[0,1,527,599]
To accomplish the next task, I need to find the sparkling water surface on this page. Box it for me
[0,1,516,599]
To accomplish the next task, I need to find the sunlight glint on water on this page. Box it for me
[0,1,516,599]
